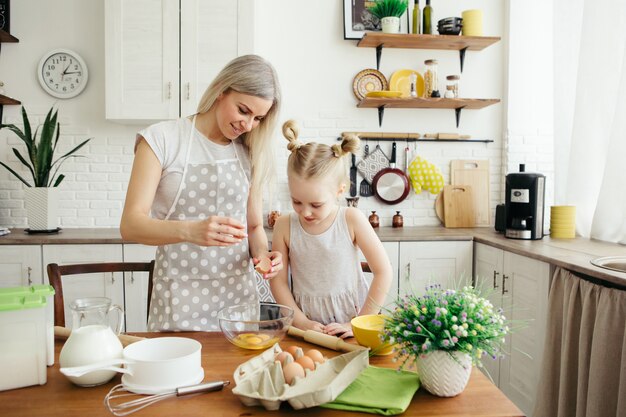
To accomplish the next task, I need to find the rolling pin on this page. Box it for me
[54,326,145,347]
[287,326,366,352]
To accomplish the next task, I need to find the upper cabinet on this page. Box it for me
[105,0,254,123]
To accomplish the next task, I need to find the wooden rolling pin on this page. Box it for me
[287,326,366,352]
[54,326,146,347]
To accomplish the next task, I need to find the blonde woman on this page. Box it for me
[121,55,283,331]
[269,120,392,338]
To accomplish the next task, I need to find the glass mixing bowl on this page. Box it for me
[218,303,294,350]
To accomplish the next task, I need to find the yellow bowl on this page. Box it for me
[351,314,394,355]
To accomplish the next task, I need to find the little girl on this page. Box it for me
[269,120,392,338]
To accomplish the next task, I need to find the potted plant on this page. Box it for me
[0,106,91,231]
[381,284,512,397]
[367,0,408,34]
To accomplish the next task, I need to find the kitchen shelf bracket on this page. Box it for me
[459,47,468,73]
[455,106,466,127]
[375,45,384,70]
[377,105,386,127]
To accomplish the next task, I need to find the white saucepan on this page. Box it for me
[60,337,203,394]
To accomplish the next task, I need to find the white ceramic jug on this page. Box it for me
[59,297,124,386]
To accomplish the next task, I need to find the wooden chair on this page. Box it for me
[47,261,155,327]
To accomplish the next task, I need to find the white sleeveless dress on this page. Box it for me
[289,207,369,324]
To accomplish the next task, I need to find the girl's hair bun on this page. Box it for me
[282,120,302,153]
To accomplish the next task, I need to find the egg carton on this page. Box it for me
[232,343,369,410]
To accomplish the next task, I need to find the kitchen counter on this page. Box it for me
[2,226,624,287]
[0,332,523,417]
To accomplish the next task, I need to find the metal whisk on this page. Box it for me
[104,380,229,416]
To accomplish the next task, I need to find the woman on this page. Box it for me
[120,55,283,331]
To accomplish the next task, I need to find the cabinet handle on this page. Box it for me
[502,274,509,294]
[167,82,172,99]
[130,272,135,284]
[186,82,191,100]
[405,263,411,282]
[111,272,115,284]
[493,270,499,289]
[27,266,32,286]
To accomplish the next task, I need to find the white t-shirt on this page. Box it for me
[137,117,251,219]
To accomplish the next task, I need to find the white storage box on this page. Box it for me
[0,285,55,391]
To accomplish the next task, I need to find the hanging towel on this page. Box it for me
[408,156,444,194]
[320,366,420,415]
[357,145,389,185]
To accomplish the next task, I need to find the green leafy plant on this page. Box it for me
[0,106,91,187]
[367,0,408,18]
[381,284,512,369]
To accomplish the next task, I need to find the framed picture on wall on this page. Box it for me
[343,0,381,40]
[343,0,409,40]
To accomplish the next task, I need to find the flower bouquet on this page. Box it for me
[381,284,511,396]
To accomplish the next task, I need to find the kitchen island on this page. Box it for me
[0,332,524,417]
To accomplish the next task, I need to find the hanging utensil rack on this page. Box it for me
[338,132,493,143]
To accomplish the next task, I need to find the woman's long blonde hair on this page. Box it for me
[196,55,281,192]
[282,120,360,188]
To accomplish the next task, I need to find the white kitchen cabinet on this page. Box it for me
[473,242,550,417]
[0,245,43,287]
[360,241,400,310]
[398,241,473,296]
[42,244,124,329]
[122,244,157,332]
[105,0,254,122]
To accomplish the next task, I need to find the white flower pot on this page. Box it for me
[24,187,59,231]
[415,350,472,397]
[381,16,400,34]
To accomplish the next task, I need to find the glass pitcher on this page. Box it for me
[59,297,125,386]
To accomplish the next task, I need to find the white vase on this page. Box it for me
[381,16,400,34]
[415,350,472,397]
[24,187,59,230]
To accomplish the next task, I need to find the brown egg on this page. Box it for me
[285,345,301,358]
[282,362,305,385]
[295,355,315,371]
[304,349,326,364]
[274,351,293,365]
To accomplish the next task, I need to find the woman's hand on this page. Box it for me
[253,251,283,280]
[295,319,325,333]
[324,322,354,339]
[186,216,247,246]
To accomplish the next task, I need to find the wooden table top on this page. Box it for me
[0,332,524,417]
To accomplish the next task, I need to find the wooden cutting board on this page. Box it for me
[451,160,490,227]
[443,185,475,228]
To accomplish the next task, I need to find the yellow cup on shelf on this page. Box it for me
[550,205,576,239]
[462,9,483,36]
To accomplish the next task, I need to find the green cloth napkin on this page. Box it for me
[320,366,420,415]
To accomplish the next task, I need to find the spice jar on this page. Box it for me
[267,202,281,229]
[444,85,455,98]
[424,59,439,98]
[368,211,380,228]
[392,211,404,228]
[446,75,460,98]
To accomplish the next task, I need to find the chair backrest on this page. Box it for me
[47,261,155,327]
[361,262,371,273]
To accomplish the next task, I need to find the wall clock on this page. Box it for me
[37,49,89,99]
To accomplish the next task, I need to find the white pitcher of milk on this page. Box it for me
[59,297,124,386]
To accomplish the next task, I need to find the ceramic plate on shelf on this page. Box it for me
[365,90,403,98]
[352,69,389,100]
[389,69,425,98]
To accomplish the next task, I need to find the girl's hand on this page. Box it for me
[253,251,283,280]
[296,319,325,333]
[189,216,247,246]
[324,322,354,339]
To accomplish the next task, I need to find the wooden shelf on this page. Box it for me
[357,32,500,72]
[0,94,21,105]
[357,33,501,51]
[358,97,500,109]
[0,29,19,43]
[357,97,500,127]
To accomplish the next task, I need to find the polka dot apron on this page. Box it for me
[148,116,258,331]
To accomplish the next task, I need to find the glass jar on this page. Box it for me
[424,59,439,98]
[267,201,281,229]
[392,211,404,228]
[368,211,380,228]
[446,74,460,98]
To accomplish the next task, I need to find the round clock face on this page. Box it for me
[37,49,89,99]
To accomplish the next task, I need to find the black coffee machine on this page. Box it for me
[504,164,545,240]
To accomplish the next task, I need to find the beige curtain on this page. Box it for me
[533,268,626,417]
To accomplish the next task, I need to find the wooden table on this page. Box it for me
[0,332,524,417]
